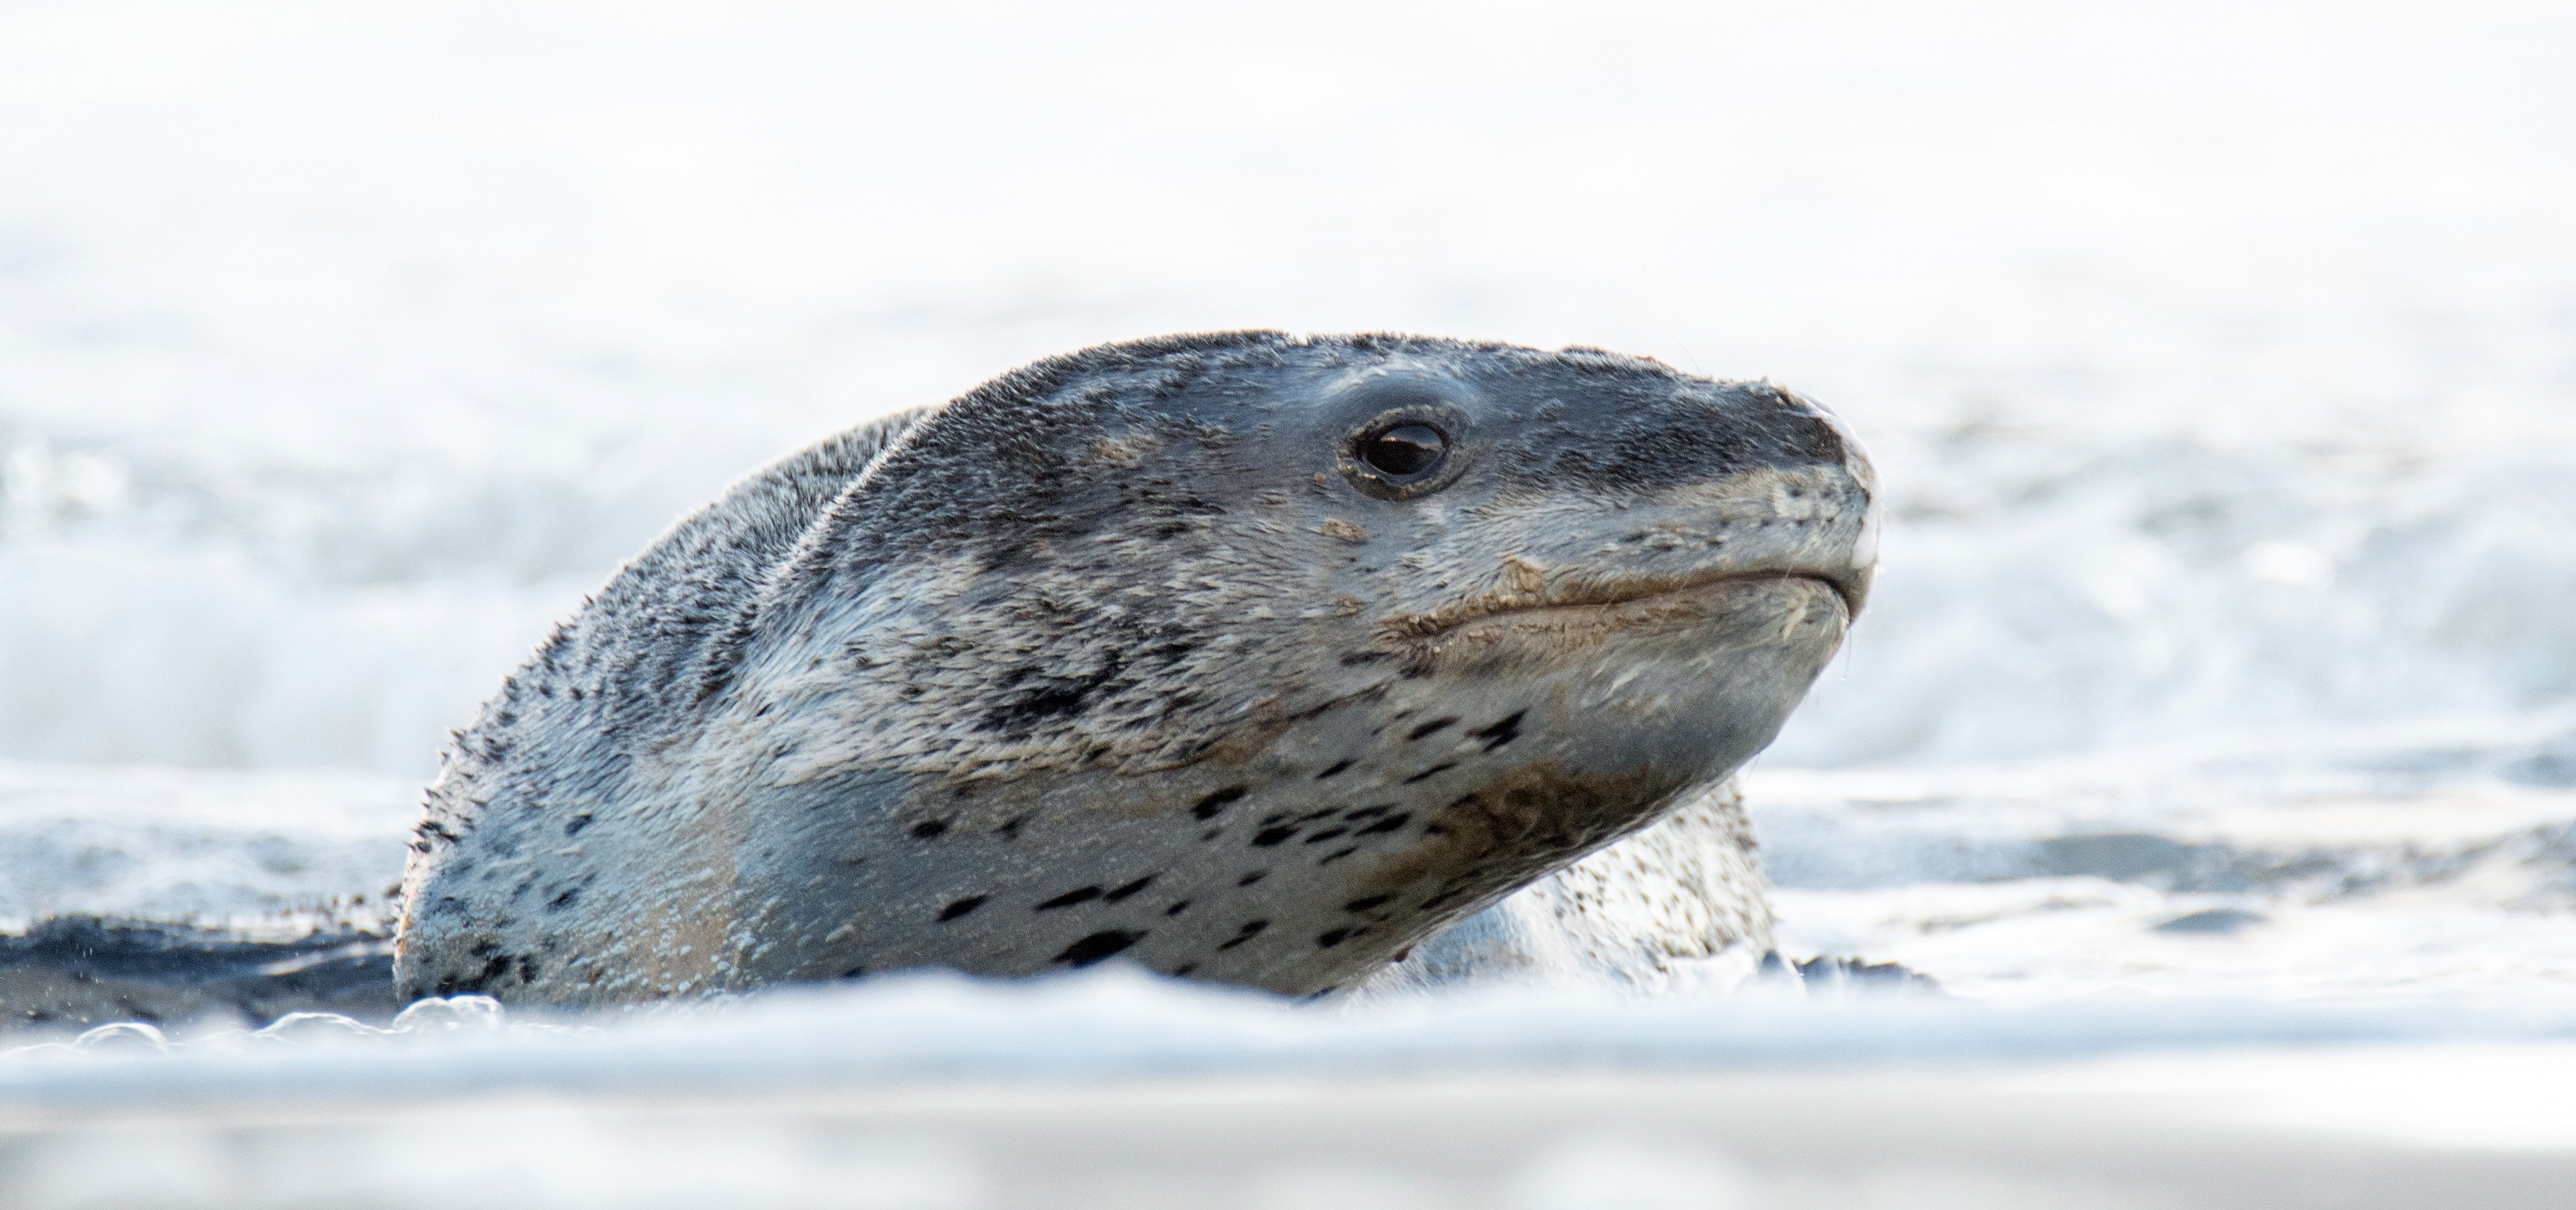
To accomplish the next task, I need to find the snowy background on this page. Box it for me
[4,1,2576,1203]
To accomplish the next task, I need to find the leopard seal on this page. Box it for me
[395,331,1877,1006]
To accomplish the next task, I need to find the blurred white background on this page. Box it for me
[4,0,2571,778]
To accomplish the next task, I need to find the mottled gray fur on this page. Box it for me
[395,332,1876,1005]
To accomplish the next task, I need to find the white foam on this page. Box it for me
[0,760,414,929]
[13,979,2576,1206]
[8,973,2574,1102]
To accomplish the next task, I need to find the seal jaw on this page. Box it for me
[1172,581,1847,995]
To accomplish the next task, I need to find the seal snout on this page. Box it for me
[1545,377,1879,621]
[1581,462,1877,623]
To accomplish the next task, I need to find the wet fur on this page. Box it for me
[395,332,1874,1005]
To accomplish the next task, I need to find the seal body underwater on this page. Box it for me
[395,332,1878,1006]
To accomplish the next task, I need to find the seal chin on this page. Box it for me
[1397,573,1849,671]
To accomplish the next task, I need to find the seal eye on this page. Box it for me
[1359,424,1447,477]
[1339,396,1471,501]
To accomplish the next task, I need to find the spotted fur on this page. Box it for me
[394,332,1876,1005]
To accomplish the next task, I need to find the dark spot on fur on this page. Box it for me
[1289,698,1340,721]
[1303,827,1349,844]
[1358,813,1412,835]
[843,967,868,978]
[1201,828,1222,842]
[1339,650,1392,665]
[1237,871,1266,887]
[1037,886,1103,910]
[1191,786,1249,820]
[1164,900,1193,916]
[1217,920,1270,950]
[1054,929,1145,966]
[1344,895,1391,912]
[1407,716,1460,741]
[980,654,1125,735]
[1172,963,1198,976]
[938,895,989,922]
[1253,827,1297,847]
[1317,928,1353,948]
[1345,804,1392,820]
[562,813,593,837]
[1403,762,1458,784]
[997,814,1029,839]
[1315,759,1355,779]
[546,888,579,911]
[1470,711,1526,751]
[1318,845,1360,866]
[912,819,950,839]
[1104,876,1154,903]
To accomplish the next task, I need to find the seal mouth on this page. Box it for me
[1382,570,1859,645]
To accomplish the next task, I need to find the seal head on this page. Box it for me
[396,332,1876,1004]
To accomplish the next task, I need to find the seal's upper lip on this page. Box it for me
[1381,567,1862,643]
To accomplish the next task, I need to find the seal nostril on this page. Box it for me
[1360,424,1445,476]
